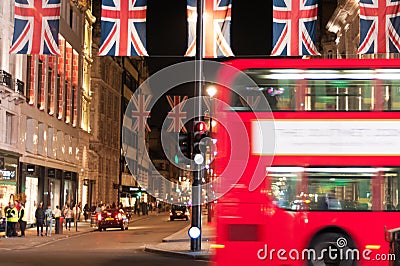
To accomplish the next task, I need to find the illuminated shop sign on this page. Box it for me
[0,170,16,180]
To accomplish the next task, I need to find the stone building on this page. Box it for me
[0,0,94,223]
[89,4,149,207]
[325,0,400,59]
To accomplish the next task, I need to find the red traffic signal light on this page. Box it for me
[193,121,209,154]
[194,121,207,133]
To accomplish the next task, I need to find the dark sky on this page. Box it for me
[146,0,272,74]
[92,0,337,73]
[123,0,336,127]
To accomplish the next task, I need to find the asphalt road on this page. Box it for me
[0,214,209,266]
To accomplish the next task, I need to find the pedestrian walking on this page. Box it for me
[74,203,81,232]
[64,205,73,231]
[18,202,27,237]
[35,202,45,236]
[53,205,62,234]
[95,204,102,213]
[83,203,89,222]
[45,205,54,236]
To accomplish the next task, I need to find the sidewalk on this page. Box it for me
[144,214,216,261]
[1,211,217,261]
[0,213,154,250]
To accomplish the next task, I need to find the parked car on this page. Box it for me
[91,209,129,231]
[169,205,190,221]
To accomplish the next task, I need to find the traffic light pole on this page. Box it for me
[190,0,204,252]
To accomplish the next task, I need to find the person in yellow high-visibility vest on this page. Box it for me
[6,203,18,237]
[5,203,11,237]
[18,202,27,237]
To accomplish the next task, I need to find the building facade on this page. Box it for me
[326,0,400,59]
[0,1,94,223]
[89,3,149,207]
[0,0,25,219]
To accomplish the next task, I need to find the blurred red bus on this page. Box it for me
[212,58,400,266]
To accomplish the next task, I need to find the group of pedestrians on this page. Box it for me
[34,202,81,236]
[61,203,81,231]
[4,200,27,238]
[3,200,85,238]
[34,202,59,236]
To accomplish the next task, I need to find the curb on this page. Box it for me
[144,245,211,261]
[162,237,215,243]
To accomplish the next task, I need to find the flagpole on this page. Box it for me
[190,0,204,252]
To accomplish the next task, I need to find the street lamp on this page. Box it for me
[206,86,217,98]
[206,86,216,223]
[119,144,128,206]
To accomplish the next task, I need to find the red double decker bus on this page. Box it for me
[212,58,400,266]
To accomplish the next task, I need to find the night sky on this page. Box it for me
[92,0,337,73]
[91,0,334,127]
[145,0,273,73]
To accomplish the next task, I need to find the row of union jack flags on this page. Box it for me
[130,94,221,133]
[129,95,188,133]
[9,0,400,56]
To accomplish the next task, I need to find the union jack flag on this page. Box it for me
[358,0,400,54]
[185,0,234,58]
[10,0,60,55]
[271,0,319,56]
[166,96,188,133]
[131,94,151,132]
[99,0,148,56]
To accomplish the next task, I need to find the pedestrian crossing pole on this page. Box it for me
[190,0,204,252]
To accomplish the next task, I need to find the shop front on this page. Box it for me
[19,163,78,224]
[0,154,18,218]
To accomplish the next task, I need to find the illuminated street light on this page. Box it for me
[206,86,217,97]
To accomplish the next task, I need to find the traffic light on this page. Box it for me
[193,121,209,154]
[178,132,191,159]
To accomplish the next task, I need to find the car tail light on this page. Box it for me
[185,211,190,216]
[117,213,122,220]
[169,212,173,216]
[97,214,102,221]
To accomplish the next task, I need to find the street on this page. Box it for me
[0,213,209,266]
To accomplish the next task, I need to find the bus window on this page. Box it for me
[229,69,400,111]
[268,167,400,212]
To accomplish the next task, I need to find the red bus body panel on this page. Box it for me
[213,58,400,266]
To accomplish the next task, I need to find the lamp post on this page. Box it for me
[119,144,128,206]
[206,86,216,223]
[190,0,204,252]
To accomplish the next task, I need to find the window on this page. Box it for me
[384,81,400,111]
[65,81,70,123]
[37,60,44,109]
[47,127,55,158]
[231,69,400,111]
[47,66,53,114]
[26,118,34,153]
[72,86,77,126]
[26,55,33,103]
[5,112,16,145]
[38,123,45,155]
[69,9,73,28]
[56,74,61,117]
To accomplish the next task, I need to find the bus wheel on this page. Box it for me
[308,232,356,266]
